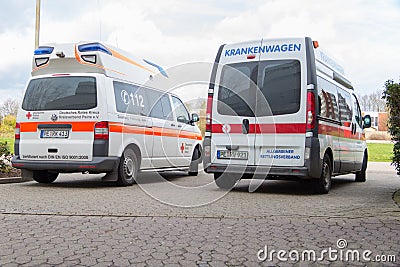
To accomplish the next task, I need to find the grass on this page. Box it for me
[367,143,394,162]
[0,135,14,154]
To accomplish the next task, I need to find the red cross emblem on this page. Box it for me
[26,112,32,119]
[180,143,185,153]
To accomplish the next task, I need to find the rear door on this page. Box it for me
[212,40,261,167]
[19,74,104,162]
[255,38,307,167]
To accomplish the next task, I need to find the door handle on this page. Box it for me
[170,123,176,127]
[242,119,249,134]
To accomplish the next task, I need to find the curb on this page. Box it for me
[0,177,32,184]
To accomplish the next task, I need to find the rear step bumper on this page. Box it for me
[11,156,119,173]
[205,164,310,178]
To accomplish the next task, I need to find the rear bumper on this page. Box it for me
[205,163,310,178]
[11,156,119,173]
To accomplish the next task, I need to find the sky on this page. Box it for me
[0,0,400,102]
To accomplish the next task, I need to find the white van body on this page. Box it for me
[12,42,202,186]
[203,37,371,193]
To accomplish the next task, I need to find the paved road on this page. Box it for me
[0,162,399,266]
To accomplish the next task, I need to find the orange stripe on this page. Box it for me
[20,121,202,140]
[109,123,202,140]
[20,121,96,132]
[108,48,156,73]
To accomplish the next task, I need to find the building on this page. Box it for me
[362,111,388,131]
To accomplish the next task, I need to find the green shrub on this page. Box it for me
[382,80,400,175]
[0,115,16,135]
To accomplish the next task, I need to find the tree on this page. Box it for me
[382,80,400,175]
[358,90,386,112]
[0,98,19,118]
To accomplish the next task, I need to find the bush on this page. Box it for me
[0,141,13,173]
[0,115,16,135]
[382,80,400,175]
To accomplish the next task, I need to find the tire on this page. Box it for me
[313,154,332,194]
[188,148,201,176]
[32,171,59,184]
[355,152,368,182]
[214,173,239,190]
[117,148,139,186]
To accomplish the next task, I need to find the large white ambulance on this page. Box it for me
[12,42,202,186]
[203,37,371,193]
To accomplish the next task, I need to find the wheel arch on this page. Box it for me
[124,143,142,168]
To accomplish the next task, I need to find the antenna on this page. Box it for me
[97,0,102,41]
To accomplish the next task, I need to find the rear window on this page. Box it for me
[256,60,301,116]
[22,77,97,111]
[217,62,258,117]
[216,60,301,117]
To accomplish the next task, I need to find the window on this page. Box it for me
[22,77,97,111]
[318,77,339,120]
[216,60,301,117]
[149,92,173,120]
[217,62,258,117]
[113,81,149,115]
[171,96,190,123]
[337,89,352,123]
[256,60,301,116]
[352,94,362,127]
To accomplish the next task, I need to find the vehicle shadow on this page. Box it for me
[233,176,356,195]
[25,171,191,189]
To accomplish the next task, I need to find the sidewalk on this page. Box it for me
[0,176,31,184]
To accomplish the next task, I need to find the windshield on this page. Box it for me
[22,76,97,111]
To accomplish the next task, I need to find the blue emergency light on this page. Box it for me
[34,46,54,55]
[143,59,168,78]
[78,43,112,55]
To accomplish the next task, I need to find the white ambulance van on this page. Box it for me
[203,37,371,193]
[12,42,202,186]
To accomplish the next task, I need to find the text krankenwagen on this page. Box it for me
[224,43,302,57]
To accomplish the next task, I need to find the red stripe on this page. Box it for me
[318,123,364,140]
[212,123,306,134]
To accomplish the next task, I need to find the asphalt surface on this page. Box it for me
[0,162,399,266]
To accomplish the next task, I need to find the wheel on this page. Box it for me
[188,148,201,176]
[214,173,239,189]
[32,171,59,184]
[313,154,332,194]
[117,148,139,186]
[355,151,368,182]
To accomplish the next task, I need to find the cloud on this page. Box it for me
[1,0,400,103]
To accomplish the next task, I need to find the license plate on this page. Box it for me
[217,150,248,160]
[40,130,69,138]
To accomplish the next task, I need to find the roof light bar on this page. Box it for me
[78,43,112,55]
[143,59,168,77]
[34,46,54,55]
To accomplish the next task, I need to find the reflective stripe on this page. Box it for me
[109,123,202,140]
[212,123,306,134]
[20,121,96,132]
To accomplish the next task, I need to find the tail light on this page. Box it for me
[15,122,20,140]
[306,91,316,131]
[94,121,109,140]
[206,94,213,132]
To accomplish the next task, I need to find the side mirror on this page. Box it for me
[190,113,199,124]
[363,115,371,129]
